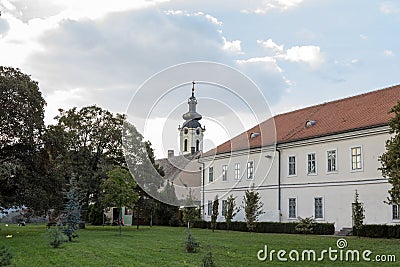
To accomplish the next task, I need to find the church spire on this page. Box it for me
[182,81,202,121]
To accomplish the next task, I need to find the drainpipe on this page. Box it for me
[276,148,281,222]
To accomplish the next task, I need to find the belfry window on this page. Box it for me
[196,140,200,151]
[184,139,188,152]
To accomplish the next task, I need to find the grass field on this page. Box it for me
[1,223,400,266]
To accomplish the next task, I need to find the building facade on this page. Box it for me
[199,85,400,231]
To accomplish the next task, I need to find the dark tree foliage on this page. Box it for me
[380,100,400,204]
[210,195,219,232]
[0,66,46,210]
[46,105,126,221]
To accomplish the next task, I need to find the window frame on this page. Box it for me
[247,161,254,180]
[307,152,317,175]
[208,200,213,216]
[350,146,363,172]
[222,165,228,181]
[326,149,338,173]
[234,163,240,180]
[208,166,214,183]
[314,197,324,220]
[288,155,297,177]
[393,204,400,220]
[288,197,297,219]
[222,200,227,217]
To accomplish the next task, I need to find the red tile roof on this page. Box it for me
[204,85,400,156]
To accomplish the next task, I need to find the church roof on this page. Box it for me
[204,84,400,156]
[182,119,202,129]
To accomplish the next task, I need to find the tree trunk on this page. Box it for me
[119,207,122,236]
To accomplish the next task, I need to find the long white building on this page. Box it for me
[199,85,400,231]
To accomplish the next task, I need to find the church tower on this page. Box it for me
[178,82,205,155]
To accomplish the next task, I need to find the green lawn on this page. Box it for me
[1,223,399,266]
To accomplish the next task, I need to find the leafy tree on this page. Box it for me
[380,100,400,205]
[352,190,365,237]
[224,194,239,230]
[210,195,219,232]
[62,178,81,241]
[101,166,138,235]
[0,66,46,210]
[242,189,264,232]
[47,105,126,221]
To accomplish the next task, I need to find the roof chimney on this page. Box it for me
[168,150,174,158]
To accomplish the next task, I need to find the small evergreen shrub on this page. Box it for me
[185,229,199,253]
[202,248,216,267]
[48,225,67,248]
[0,245,13,266]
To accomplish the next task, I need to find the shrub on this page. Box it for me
[191,220,334,235]
[355,224,400,238]
[185,229,199,253]
[0,245,13,266]
[295,217,316,234]
[48,225,67,248]
[202,247,216,267]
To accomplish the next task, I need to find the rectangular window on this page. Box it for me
[288,198,296,218]
[234,163,240,180]
[222,200,227,217]
[351,146,362,170]
[327,150,337,172]
[247,161,254,180]
[393,205,399,220]
[307,153,316,174]
[208,167,214,182]
[222,165,228,181]
[314,197,323,219]
[288,156,296,176]
[208,200,213,216]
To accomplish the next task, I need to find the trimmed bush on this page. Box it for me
[191,220,334,235]
[355,224,400,238]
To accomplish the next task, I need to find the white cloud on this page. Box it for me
[380,1,400,14]
[236,56,282,72]
[164,10,222,26]
[255,38,324,68]
[384,50,394,56]
[222,36,242,54]
[281,45,324,67]
[257,39,283,52]
[242,0,304,14]
[359,34,368,40]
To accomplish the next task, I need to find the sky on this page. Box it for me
[1,0,399,158]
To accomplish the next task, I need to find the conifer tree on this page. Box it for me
[352,189,365,237]
[242,189,264,232]
[210,195,219,232]
[63,178,81,241]
[224,194,239,230]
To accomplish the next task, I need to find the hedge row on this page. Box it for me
[354,224,400,238]
[192,221,335,235]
